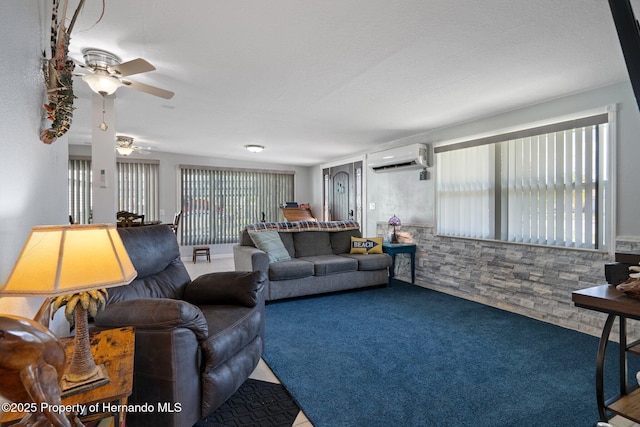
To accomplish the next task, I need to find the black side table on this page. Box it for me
[382,242,417,283]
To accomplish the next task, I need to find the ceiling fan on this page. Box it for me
[77,48,174,99]
[116,135,151,156]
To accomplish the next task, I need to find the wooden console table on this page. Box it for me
[1,326,135,427]
[572,284,640,423]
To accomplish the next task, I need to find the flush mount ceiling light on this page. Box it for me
[245,144,265,153]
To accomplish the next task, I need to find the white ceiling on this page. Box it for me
[64,0,630,166]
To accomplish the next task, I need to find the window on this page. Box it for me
[180,166,294,245]
[117,159,160,222]
[68,158,160,223]
[436,112,612,250]
[68,157,92,224]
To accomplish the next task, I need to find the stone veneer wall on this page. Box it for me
[377,222,640,340]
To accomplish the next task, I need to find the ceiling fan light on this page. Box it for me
[116,146,134,156]
[245,144,265,153]
[82,73,122,96]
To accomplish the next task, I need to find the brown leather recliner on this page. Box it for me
[94,225,265,427]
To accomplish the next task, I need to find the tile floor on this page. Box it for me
[184,253,313,427]
[185,253,640,427]
[614,417,640,427]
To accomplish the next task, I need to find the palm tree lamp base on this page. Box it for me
[61,364,110,395]
[60,304,111,395]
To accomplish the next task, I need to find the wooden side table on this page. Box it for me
[572,285,640,424]
[383,242,417,283]
[1,326,135,427]
[193,246,211,263]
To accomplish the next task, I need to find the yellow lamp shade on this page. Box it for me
[1,224,137,296]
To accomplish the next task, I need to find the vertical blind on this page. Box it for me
[68,158,159,223]
[437,144,494,239]
[436,113,609,249]
[68,157,92,224]
[503,127,599,247]
[116,160,160,221]
[180,166,294,245]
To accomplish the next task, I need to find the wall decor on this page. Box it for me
[40,0,87,144]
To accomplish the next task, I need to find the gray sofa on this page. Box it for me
[233,221,391,301]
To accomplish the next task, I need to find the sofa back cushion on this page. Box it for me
[107,225,191,304]
[240,230,294,257]
[279,233,295,257]
[330,229,362,254]
[293,231,333,257]
[239,229,254,246]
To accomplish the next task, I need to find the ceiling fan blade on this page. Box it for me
[122,79,174,99]
[110,58,155,77]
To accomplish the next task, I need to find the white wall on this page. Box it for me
[70,144,314,255]
[367,166,435,233]
[150,151,314,225]
[0,1,69,319]
[348,82,640,240]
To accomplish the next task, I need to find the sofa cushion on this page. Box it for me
[240,230,254,246]
[299,255,358,276]
[340,253,392,271]
[268,259,315,280]
[330,229,362,254]
[294,231,332,257]
[278,232,295,257]
[248,230,291,263]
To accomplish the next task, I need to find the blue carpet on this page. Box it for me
[263,280,636,427]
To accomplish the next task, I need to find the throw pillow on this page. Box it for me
[249,230,292,263]
[350,236,383,254]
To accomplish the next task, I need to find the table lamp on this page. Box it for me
[388,215,401,243]
[0,224,137,392]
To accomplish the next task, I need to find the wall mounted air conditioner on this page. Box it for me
[367,143,430,173]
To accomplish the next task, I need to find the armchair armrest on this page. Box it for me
[94,298,208,340]
[184,270,266,308]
